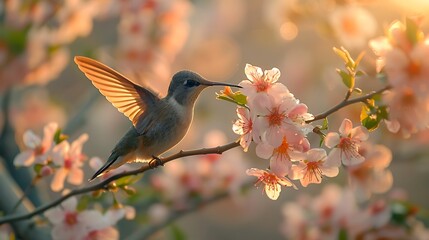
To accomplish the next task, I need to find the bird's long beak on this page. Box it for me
[200,79,242,88]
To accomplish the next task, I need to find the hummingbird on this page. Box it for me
[74,56,241,180]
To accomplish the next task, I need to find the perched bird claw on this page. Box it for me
[149,156,163,169]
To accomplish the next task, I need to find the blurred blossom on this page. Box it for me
[325,118,369,166]
[50,134,89,192]
[10,88,66,144]
[264,0,300,35]
[54,0,102,44]
[246,168,296,200]
[45,197,126,240]
[370,19,429,137]
[148,203,170,224]
[14,122,58,167]
[0,224,14,240]
[281,184,429,239]
[347,143,393,200]
[115,0,191,96]
[329,5,377,49]
[150,131,247,208]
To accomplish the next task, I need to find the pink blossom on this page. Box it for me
[329,5,377,49]
[50,134,89,192]
[14,122,58,166]
[239,64,290,103]
[254,94,311,147]
[255,133,310,175]
[83,227,119,240]
[233,107,258,151]
[325,118,369,166]
[347,143,393,199]
[290,148,339,187]
[246,168,295,200]
[383,87,429,137]
[44,197,107,240]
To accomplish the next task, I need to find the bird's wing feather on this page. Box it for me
[74,56,159,126]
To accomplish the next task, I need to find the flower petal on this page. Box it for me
[14,151,35,167]
[44,207,64,224]
[67,168,83,185]
[321,164,339,177]
[42,122,58,149]
[23,131,41,149]
[61,197,77,211]
[307,148,327,162]
[339,118,353,136]
[264,67,281,83]
[244,64,263,82]
[324,132,340,148]
[265,183,281,200]
[51,168,68,192]
[246,168,264,177]
[255,142,274,159]
[350,126,369,141]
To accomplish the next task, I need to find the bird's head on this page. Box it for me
[167,70,241,106]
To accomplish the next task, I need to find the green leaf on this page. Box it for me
[360,104,388,131]
[33,164,44,175]
[0,26,29,55]
[336,69,354,89]
[216,88,247,107]
[54,129,68,144]
[355,70,366,77]
[319,136,325,147]
[115,175,142,187]
[121,186,137,196]
[338,228,348,240]
[321,118,329,130]
[333,47,349,63]
[77,195,91,211]
[405,18,421,45]
[354,51,366,69]
[169,224,187,240]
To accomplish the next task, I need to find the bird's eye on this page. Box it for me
[183,79,200,87]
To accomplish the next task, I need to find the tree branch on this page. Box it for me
[307,86,391,123]
[0,141,241,224]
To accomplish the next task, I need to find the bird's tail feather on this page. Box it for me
[89,153,118,181]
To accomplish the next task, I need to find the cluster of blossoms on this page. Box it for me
[281,184,429,239]
[370,19,429,137]
[0,0,111,90]
[231,64,376,200]
[150,131,248,210]
[44,197,135,240]
[114,0,191,95]
[265,0,377,49]
[13,122,135,239]
[14,122,88,192]
[0,0,191,94]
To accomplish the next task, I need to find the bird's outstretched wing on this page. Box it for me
[74,56,159,127]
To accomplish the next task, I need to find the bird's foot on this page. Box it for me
[149,156,163,169]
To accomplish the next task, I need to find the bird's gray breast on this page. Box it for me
[135,98,193,157]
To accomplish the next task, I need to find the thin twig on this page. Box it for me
[0,141,241,224]
[307,86,391,123]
